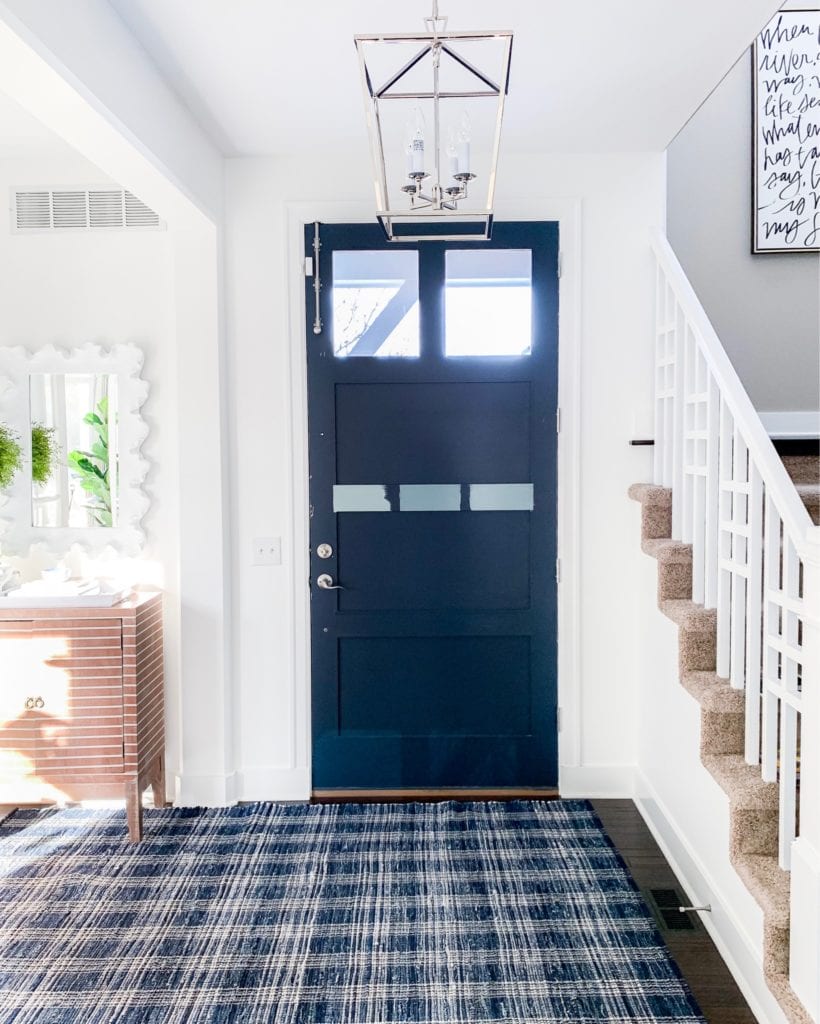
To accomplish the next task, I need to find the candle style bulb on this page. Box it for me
[446,128,458,179]
[406,106,425,175]
[456,111,471,175]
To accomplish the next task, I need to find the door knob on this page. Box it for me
[317,573,344,590]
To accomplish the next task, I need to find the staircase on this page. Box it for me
[630,233,820,1024]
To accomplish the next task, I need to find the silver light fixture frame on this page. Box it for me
[354,11,513,243]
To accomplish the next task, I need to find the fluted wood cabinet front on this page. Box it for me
[0,591,165,841]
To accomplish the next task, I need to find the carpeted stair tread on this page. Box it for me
[795,483,819,524]
[680,671,744,713]
[767,972,815,1024]
[701,754,779,811]
[641,537,693,562]
[733,853,791,929]
[628,482,671,505]
[660,599,717,632]
[780,454,820,485]
[780,454,819,523]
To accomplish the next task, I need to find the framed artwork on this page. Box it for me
[752,9,820,253]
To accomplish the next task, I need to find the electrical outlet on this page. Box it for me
[252,536,281,566]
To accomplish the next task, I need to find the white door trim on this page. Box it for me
[282,197,582,796]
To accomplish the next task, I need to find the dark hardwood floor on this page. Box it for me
[593,799,758,1024]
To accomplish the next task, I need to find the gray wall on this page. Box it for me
[667,53,819,413]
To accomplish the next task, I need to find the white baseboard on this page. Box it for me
[559,764,636,797]
[173,767,311,804]
[634,770,789,1024]
[173,771,239,807]
[759,411,820,439]
[237,766,311,802]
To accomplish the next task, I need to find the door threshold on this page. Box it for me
[311,788,560,804]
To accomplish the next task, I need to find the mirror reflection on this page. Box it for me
[29,374,119,529]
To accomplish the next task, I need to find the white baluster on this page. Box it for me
[761,495,780,783]
[729,429,748,691]
[716,399,732,678]
[671,301,684,538]
[653,266,664,486]
[703,372,719,609]
[681,326,694,545]
[745,462,763,764]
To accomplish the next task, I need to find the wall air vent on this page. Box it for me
[646,887,702,933]
[11,188,163,233]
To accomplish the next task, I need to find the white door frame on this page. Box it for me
[283,197,582,796]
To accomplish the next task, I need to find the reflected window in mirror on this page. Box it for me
[29,374,119,529]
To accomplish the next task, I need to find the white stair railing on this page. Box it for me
[651,231,820,885]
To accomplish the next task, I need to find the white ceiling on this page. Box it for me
[107,0,781,158]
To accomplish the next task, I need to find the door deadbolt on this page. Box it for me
[316,543,333,559]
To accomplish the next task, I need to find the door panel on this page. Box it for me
[335,381,531,483]
[337,513,531,611]
[338,636,532,736]
[307,221,558,791]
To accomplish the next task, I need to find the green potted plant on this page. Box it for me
[68,397,113,527]
[31,423,58,486]
[0,423,23,489]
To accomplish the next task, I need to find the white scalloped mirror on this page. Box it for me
[0,344,149,556]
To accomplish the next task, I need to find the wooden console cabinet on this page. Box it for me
[0,591,166,841]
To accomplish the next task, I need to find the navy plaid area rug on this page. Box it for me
[0,800,704,1023]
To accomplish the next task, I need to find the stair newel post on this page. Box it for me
[788,532,820,1020]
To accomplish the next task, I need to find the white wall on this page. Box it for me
[0,148,183,785]
[223,150,665,800]
[667,53,820,417]
[0,0,233,804]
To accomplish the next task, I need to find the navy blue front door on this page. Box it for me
[307,222,559,790]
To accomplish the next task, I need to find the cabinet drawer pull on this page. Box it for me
[24,697,35,710]
[34,697,45,710]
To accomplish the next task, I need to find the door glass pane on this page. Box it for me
[332,483,533,511]
[445,249,532,356]
[469,483,533,511]
[333,485,392,512]
[332,250,420,357]
[399,484,461,511]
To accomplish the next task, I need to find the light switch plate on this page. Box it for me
[252,536,281,566]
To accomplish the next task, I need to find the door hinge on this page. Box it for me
[304,256,314,277]
[556,407,561,434]
[555,557,561,583]
[557,707,562,732]
[557,251,563,278]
